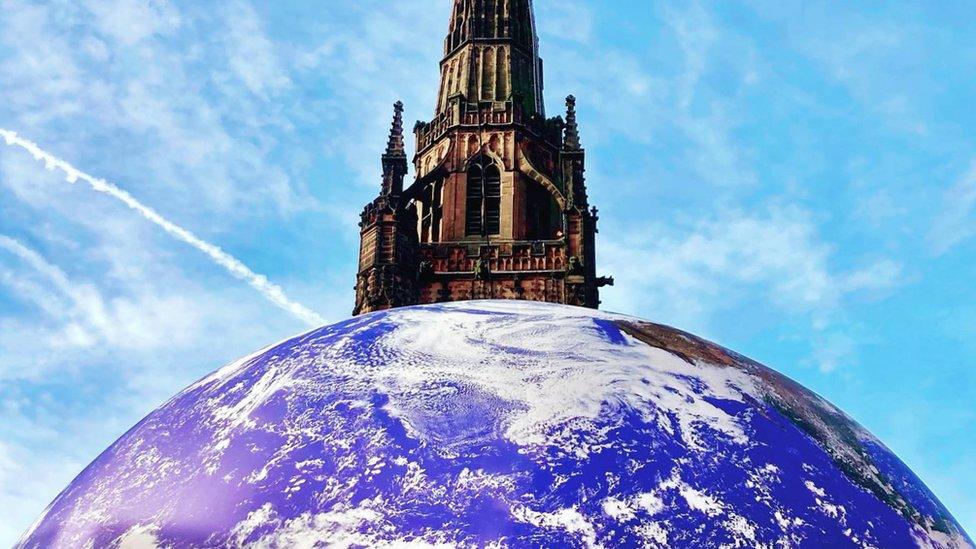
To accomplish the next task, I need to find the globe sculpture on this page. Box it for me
[18,301,972,548]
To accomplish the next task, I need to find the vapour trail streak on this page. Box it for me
[0,129,326,328]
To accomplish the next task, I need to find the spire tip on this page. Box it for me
[385,101,406,156]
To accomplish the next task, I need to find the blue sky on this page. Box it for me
[0,0,974,543]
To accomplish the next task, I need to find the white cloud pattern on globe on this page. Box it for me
[17,301,973,548]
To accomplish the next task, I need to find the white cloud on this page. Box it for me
[767,5,932,138]
[663,1,719,110]
[82,0,181,46]
[0,232,294,379]
[854,189,910,228]
[928,161,976,255]
[294,0,448,189]
[808,331,858,374]
[600,204,902,346]
[220,1,292,101]
[663,2,757,189]
[537,0,595,45]
[0,0,313,218]
[539,1,757,191]
[840,259,902,294]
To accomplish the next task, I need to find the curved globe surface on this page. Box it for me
[18,301,972,548]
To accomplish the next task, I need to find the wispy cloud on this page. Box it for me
[539,1,757,191]
[601,204,902,370]
[0,236,75,300]
[0,0,314,219]
[81,0,182,46]
[663,1,757,190]
[293,0,448,188]
[928,161,976,255]
[0,234,215,355]
[664,1,718,110]
[1,129,325,327]
[221,0,292,101]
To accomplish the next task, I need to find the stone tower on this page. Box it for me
[354,0,611,316]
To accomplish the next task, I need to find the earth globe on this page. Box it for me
[16,301,972,548]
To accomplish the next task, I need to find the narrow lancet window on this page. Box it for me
[465,165,484,236]
[465,164,502,236]
[484,165,501,235]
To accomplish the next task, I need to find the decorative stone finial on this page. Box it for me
[380,101,408,197]
[385,101,406,157]
[564,95,581,150]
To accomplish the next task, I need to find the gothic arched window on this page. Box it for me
[465,164,502,237]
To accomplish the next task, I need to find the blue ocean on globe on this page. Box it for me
[17,301,972,548]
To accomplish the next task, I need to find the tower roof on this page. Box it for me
[444,0,538,56]
[436,0,544,117]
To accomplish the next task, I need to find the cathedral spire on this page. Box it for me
[355,2,607,316]
[381,101,407,196]
[564,95,581,151]
[436,0,544,117]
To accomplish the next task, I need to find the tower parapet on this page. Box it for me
[354,0,610,315]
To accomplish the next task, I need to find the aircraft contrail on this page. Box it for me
[0,128,326,328]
